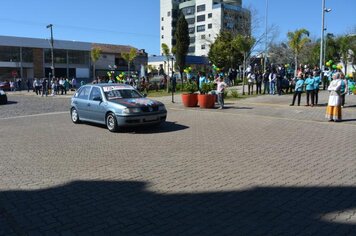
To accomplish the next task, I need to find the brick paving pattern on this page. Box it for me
[1,90,356,235]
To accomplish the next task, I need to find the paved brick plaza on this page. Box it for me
[1,90,356,235]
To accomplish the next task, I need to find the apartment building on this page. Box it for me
[160,0,251,56]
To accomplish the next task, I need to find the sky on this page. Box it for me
[0,0,355,55]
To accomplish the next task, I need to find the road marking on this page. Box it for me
[0,111,68,120]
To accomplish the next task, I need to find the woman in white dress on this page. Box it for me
[325,72,342,122]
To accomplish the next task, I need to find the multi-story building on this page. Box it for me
[160,0,251,56]
[0,35,147,82]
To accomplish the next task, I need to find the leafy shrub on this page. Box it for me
[230,90,239,98]
[183,82,198,93]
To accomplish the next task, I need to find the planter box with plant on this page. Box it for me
[198,82,216,108]
[181,82,198,107]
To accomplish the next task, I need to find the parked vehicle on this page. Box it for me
[70,84,167,132]
[0,81,10,91]
[0,89,8,104]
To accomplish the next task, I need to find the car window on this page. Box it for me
[77,86,91,100]
[89,87,102,100]
[104,89,142,100]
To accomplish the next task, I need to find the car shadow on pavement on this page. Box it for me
[2,101,17,105]
[222,106,253,110]
[124,121,189,134]
[1,180,356,235]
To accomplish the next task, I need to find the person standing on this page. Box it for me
[71,77,77,90]
[215,75,227,109]
[313,71,321,106]
[247,72,255,95]
[255,71,262,94]
[263,70,270,94]
[326,72,342,122]
[269,68,277,95]
[290,73,304,106]
[304,73,315,106]
[41,78,48,97]
[26,79,31,92]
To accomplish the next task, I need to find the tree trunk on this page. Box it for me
[294,55,298,78]
[242,53,246,95]
[93,63,96,80]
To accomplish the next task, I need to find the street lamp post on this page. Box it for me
[46,24,55,79]
[320,0,331,71]
[171,56,175,103]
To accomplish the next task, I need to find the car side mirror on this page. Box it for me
[93,96,102,102]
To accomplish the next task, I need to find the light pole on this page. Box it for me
[320,0,331,71]
[46,24,55,79]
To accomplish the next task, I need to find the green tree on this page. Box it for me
[287,28,310,76]
[91,47,101,79]
[174,14,189,85]
[208,31,243,70]
[336,35,356,74]
[122,48,138,76]
[232,34,255,95]
[161,43,171,76]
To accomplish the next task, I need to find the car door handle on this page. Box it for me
[87,103,91,107]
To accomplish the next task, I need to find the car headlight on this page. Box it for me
[158,105,166,111]
[0,90,5,95]
[123,108,141,114]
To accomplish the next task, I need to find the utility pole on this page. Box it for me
[46,24,55,79]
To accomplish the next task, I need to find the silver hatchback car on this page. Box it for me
[70,84,167,132]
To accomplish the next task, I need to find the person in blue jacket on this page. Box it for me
[290,72,304,106]
[304,73,315,106]
[313,71,321,105]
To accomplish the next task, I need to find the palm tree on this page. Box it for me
[161,43,171,76]
[287,29,310,76]
[91,47,101,80]
[122,48,138,76]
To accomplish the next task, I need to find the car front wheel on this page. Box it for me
[106,113,118,132]
[71,108,80,124]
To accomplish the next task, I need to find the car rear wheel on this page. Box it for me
[0,96,7,105]
[106,113,118,132]
[71,108,80,124]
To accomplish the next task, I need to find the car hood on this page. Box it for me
[109,98,163,108]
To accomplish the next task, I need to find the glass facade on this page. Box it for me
[68,50,89,64]
[0,46,20,62]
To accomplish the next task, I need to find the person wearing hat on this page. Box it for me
[326,72,342,122]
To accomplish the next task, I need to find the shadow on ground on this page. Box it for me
[1,180,356,235]
[81,121,189,134]
[2,101,17,105]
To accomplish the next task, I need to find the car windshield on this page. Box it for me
[104,89,142,100]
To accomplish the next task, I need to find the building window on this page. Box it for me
[186,18,195,25]
[188,27,195,34]
[161,35,164,39]
[167,11,171,17]
[161,17,164,21]
[68,50,89,64]
[188,46,195,53]
[208,23,212,29]
[208,13,212,18]
[182,6,195,16]
[201,45,206,50]
[190,37,195,44]
[0,46,20,62]
[197,4,205,12]
[201,35,206,39]
[197,25,205,32]
[197,15,205,22]
[161,26,164,30]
